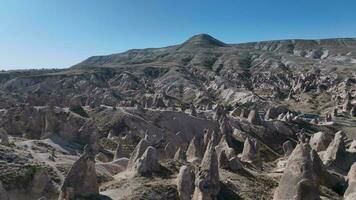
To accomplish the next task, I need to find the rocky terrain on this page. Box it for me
[0,34,356,200]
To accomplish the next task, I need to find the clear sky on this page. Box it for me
[1,0,356,70]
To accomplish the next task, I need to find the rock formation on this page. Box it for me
[219,118,233,146]
[344,162,356,200]
[203,129,212,147]
[134,146,160,176]
[192,142,220,200]
[128,137,150,168]
[177,165,195,200]
[174,147,186,161]
[309,131,333,152]
[186,135,205,163]
[321,131,346,164]
[273,143,320,200]
[58,146,99,200]
[218,150,242,171]
[240,138,261,168]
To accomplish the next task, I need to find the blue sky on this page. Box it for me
[1,0,356,70]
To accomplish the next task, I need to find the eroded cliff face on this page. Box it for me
[1,34,356,200]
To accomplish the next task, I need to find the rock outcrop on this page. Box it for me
[344,162,356,200]
[186,135,205,163]
[218,150,242,171]
[134,146,160,176]
[177,165,195,200]
[240,138,261,168]
[127,137,150,168]
[309,131,333,152]
[58,146,99,200]
[192,142,220,200]
[273,143,320,200]
[174,147,186,161]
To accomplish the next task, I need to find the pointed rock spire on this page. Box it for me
[218,150,229,169]
[192,142,220,200]
[186,135,205,163]
[164,142,177,159]
[177,165,195,200]
[273,143,319,200]
[58,146,99,200]
[174,147,186,161]
[128,137,150,168]
[240,138,261,168]
[210,131,221,147]
[134,146,160,176]
[344,162,356,199]
[219,117,233,146]
[309,131,332,152]
[322,131,346,164]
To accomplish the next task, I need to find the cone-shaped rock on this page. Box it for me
[215,135,231,158]
[344,162,356,199]
[240,138,261,167]
[218,150,229,169]
[128,137,150,168]
[186,135,205,163]
[219,118,233,146]
[174,147,186,161]
[309,132,332,152]
[164,142,177,159]
[177,165,195,200]
[58,146,99,200]
[134,146,160,176]
[192,142,220,200]
[273,143,319,200]
[322,131,346,164]
[210,131,221,147]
